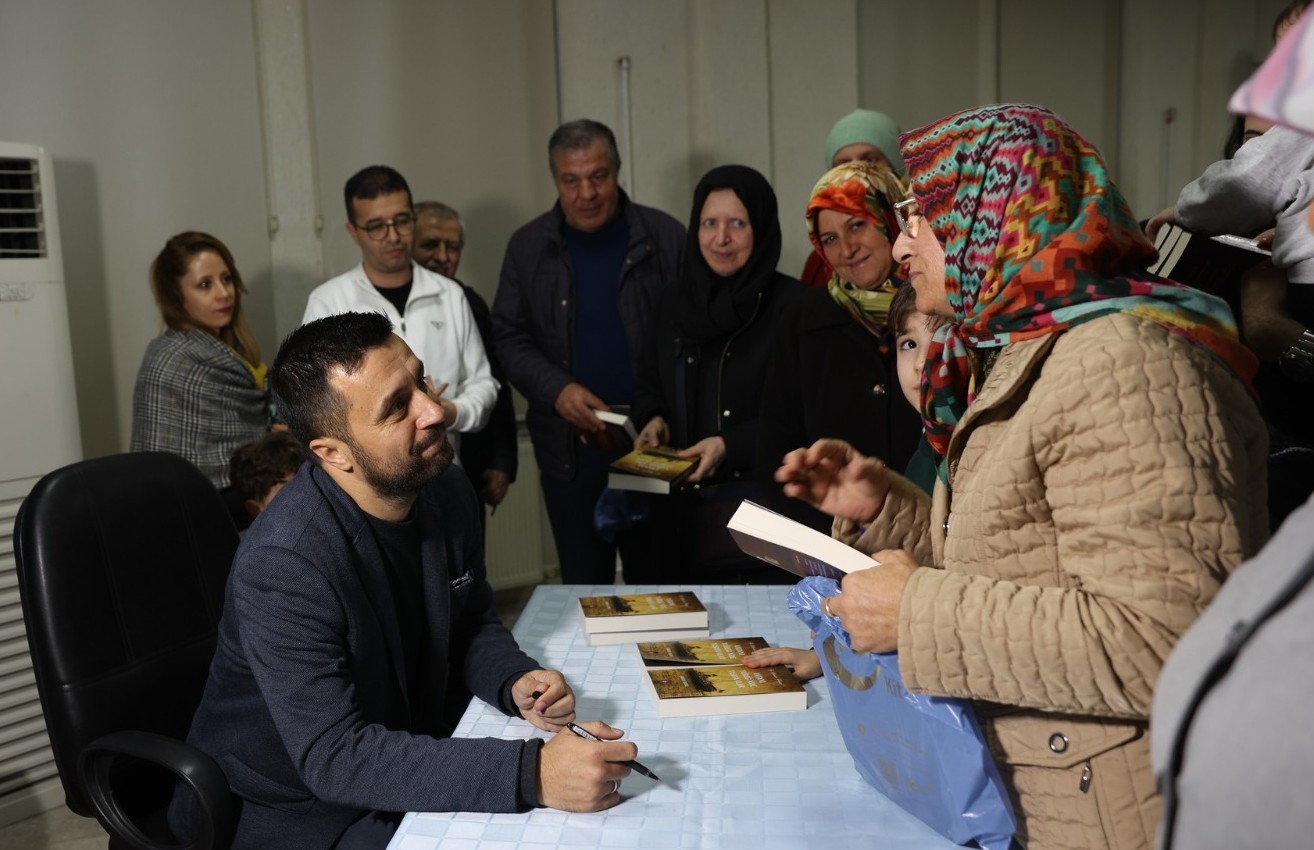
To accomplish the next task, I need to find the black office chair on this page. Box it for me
[14,452,238,849]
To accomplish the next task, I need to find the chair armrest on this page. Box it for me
[78,730,235,850]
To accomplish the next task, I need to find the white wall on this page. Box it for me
[0,0,1289,464]
[555,0,862,276]
[0,2,273,460]
[306,0,559,318]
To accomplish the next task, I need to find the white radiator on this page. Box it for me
[483,432,553,590]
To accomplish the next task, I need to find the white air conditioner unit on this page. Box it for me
[0,141,81,481]
[0,141,80,826]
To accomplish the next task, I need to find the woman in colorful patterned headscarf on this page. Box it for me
[899,104,1258,457]
[754,162,923,534]
[805,161,908,340]
[773,104,1270,850]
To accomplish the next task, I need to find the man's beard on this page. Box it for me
[350,428,454,502]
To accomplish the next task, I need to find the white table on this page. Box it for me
[386,584,959,850]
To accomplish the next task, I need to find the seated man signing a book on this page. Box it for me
[172,313,640,848]
[630,165,804,584]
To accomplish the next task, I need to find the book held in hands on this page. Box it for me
[578,592,710,646]
[574,405,639,453]
[636,636,770,668]
[644,663,807,717]
[607,446,697,494]
[726,500,877,581]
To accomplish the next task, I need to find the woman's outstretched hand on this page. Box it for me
[774,438,889,525]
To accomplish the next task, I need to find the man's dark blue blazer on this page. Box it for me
[174,461,540,848]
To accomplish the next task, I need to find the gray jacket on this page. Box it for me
[1152,492,1314,849]
[1176,124,1314,284]
[491,192,684,481]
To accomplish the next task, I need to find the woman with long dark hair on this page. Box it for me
[131,231,272,489]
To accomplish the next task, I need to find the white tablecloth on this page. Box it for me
[386,584,959,850]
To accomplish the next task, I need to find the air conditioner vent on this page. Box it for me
[0,157,45,259]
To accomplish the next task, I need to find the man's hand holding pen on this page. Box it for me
[538,720,636,812]
[513,671,575,732]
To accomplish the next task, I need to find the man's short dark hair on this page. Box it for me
[548,119,620,176]
[271,312,396,456]
[229,431,305,503]
[343,165,413,224]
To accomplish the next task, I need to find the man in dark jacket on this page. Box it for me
[172,312,636,848]
[492,119,684,584]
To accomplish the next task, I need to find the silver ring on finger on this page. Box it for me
[613,779,621,794]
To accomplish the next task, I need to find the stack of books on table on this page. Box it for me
[636,636,807,717]
[577,591,710,646]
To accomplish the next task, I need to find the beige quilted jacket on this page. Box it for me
[836,313,1269,850]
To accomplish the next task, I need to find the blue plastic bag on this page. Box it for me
[789,576,1016,850]
[592,487,653,543]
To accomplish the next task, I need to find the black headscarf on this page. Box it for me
[674,165,783,340]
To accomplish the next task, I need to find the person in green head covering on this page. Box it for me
[801,108,906,285]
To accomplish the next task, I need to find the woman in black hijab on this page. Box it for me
[631,165,805,583]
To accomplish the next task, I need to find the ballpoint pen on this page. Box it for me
[565,721,662,782]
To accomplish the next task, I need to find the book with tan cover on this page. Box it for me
[645,664,807,717]
[636,636,770,668]
[578,591,709,635]
[607,446,697,494]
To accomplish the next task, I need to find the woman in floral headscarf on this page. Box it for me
[775,105,1270,850]
[755,161,923,533]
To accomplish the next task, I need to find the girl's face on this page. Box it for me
[895,312,938,410]
[178,250,237,334]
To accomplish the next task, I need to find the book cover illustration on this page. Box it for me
[645,664,807,716]
[637,636,769,667]
[609,446,697,482]
[579,591,706,619]
[648,664,803,699]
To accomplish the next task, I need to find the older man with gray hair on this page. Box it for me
[492,119,684,584]
[413,200,518,518]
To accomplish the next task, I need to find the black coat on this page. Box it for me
[755,286,924,532]
[457,283,518,489]
[633,272,805,481]
[492,193,685,482]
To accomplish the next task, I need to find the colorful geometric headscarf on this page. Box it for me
[805,161,907,339]
[899,104,1258,456]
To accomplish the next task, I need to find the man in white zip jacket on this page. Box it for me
[304,165,498,453]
